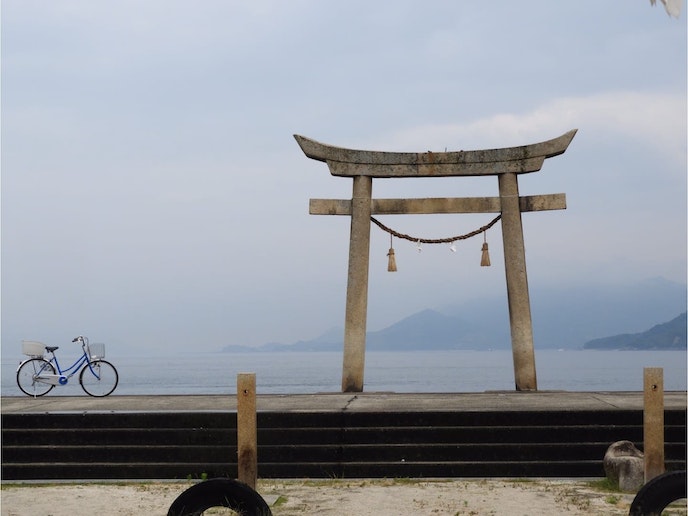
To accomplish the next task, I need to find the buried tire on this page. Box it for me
[167,478,272,516]
[629,470,686,516]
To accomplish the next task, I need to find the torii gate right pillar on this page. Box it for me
[499,172,537,390]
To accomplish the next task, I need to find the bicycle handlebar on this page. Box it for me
[72,336,84,343]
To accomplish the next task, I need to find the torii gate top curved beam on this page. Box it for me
[294,129,577,178]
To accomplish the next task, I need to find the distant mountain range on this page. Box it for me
[222,278,687,352]
[583,312,686,350]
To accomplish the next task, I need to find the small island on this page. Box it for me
[583,312,687,350]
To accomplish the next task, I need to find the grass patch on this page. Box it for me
[1,483,52,489]
[272,495,288,507]
[1,480,189,490]
[277,478,430,488]
[605,494,621,505]
[586,477,622,493]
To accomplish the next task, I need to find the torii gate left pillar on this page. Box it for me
[296,130,577,392]
[343,175,373,392]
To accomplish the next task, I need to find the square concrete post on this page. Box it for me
[342,175,373,392]
[498,172,537,391]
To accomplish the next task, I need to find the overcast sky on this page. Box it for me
[2,1,686,355]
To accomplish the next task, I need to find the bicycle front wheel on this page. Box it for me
[79,360,118,397]
[17,358,56,397]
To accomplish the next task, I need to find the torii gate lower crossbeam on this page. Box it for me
[296,130,577,393]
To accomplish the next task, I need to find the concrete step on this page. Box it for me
[4,442,686,464]
[6,458,686,481]
[4,424,686,446]
[4,408,685,429]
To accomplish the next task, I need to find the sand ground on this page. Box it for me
[3,477,686,515]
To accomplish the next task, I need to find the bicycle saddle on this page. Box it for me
[45,346,59,352]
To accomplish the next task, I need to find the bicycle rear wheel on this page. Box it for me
[17,358,56,397]
[79,359,118,397]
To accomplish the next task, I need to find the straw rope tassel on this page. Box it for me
[387,234,397,272]
[480,232,491,267]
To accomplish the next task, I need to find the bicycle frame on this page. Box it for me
[41,350,90,385]
[34,340,100,386]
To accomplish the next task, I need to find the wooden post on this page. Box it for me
[498,172,537,391]
[237,373,257,489]
[644,367,665,482]
[342,175,372,392]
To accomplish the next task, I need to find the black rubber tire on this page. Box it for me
[167,478,272,516]
[79,359,119,397]
[629,470,687,516]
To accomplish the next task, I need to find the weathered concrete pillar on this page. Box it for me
[644,367,665,482]
[342,175,373,392]
[498,172,537,391]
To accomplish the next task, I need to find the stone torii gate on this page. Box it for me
[295,129,577,393]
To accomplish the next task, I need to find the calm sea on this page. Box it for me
[2,350,686,397]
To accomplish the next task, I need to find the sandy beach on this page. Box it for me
[5,477,684,515]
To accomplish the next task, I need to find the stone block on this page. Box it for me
[603,440,645,492]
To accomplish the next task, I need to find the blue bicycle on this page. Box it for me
[16,335,119,397]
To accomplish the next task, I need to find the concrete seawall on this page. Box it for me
[3,392,686,481]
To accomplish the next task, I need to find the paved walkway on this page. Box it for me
[2,391,686,414]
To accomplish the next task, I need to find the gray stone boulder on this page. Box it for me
[603,440,645,492]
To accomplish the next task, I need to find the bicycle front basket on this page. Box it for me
[89,343,105,359]
[22,340,45,357]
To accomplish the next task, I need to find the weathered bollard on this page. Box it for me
[237,373,257,489]
[643,367,665,483]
